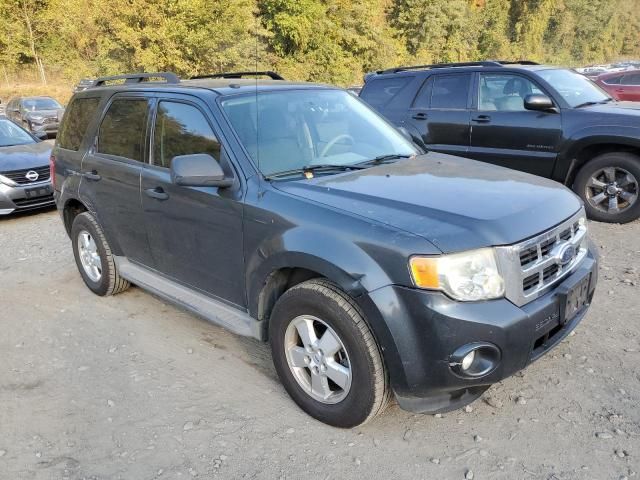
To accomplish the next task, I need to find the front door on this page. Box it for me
[404,73,472,156]
[616,72,640,101]
[140,96,245,307]
[468,73,562,177]
[79,94,154,266]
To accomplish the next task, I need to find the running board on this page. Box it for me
[114,256,263,340]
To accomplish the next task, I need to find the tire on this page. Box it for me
[269,279,390,428]
[71,212,130,296]
[574,152,640,223]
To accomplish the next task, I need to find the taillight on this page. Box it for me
[49,153,56,190]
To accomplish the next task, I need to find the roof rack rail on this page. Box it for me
[191,71,284,80]
[91,72,180,87]
[376,60,540,74]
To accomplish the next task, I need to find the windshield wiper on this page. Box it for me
[265,163,366,180]
[575,98,613,108]
[356,153,413,167]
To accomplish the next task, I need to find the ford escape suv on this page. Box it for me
[52,72,598,428]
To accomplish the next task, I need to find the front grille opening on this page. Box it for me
[532,322,564,353]
[1,166,50,185]
[14,194,54,207]
[520,246,538,267]
[540,238,556,257]
[523,273,540,292]
[559,228,572,241]
[573,221,580,234]
[542,264,559,281]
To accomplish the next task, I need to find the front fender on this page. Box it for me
[246,225,393,316]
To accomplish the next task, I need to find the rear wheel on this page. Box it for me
[71,212,130,296]
[269,279,390,428]
[574,152,640,223]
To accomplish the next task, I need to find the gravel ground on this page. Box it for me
[0,208,638,480]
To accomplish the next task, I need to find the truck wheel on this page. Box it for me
[71,212,130,296]
[269,279,390,428]
[574,152,640,223]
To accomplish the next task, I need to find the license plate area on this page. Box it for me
[25,185,52,199]
[560,273,591,323]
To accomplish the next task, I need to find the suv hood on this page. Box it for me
[25,109,61,119]
[0,141,51,172]
[273,153,582,253]
[579,101,640,118]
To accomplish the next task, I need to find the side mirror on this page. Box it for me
[524,94,556,112]
[34,131,48,140]
[170,154,233,188]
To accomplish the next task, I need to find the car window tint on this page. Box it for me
[622,73,640,85]
[412,78,433,109]
[97,98,149,161]
[360,76,414,109]
[153,101,221,169]
[430,74,471,110]
[58,97,100,151]
[478,74,542,111]
[603,75,621,85]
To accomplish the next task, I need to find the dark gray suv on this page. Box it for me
[53,72,598,428]
[6,96,64,137]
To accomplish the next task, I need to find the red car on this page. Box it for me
[594,70,640,101]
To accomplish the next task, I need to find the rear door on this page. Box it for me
[140,94,245,307]
[79,94,154,266]
[468,72,562,177]
[616,72,640,101]
[404,73,472,156]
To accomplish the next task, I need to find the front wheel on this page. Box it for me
[269,279,390,428]
[574,152,640,223]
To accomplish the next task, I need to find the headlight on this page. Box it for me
[409,248,505,301]
[29,115,44,123]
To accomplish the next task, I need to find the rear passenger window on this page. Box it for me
[603,76,621,85]
[153,101,221,169]
[97,98,149,162]
[57,97,100,151]
[430,74,471,110]
[360,76,414,109]
[412,78,433,109]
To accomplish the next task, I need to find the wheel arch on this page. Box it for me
[560,132,640,187]
[62,197,88,236]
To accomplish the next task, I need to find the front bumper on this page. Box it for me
[364,246,598,414]
[30,120,59,135]
[0,180,55,215]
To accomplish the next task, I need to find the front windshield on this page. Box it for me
[0,119,35,147]
[221,89,417,176]
[22,97,62,111]
[537,69,610,107]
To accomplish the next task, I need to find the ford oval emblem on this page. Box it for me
[558,243,576,266]
[25,170,39,182]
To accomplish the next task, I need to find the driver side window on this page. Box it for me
[152,101,221,169]
[479,74,543,112]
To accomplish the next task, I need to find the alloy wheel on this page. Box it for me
[585,166,638,214]
[78,230,102,282]
[284,315,352,404]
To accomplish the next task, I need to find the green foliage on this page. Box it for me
[0,0,639,86]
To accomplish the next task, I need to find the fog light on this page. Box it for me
[449,342,501,378]
[461,351,476,371]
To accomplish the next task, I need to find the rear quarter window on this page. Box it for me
[58,97,100,151]
[360,76,414,109]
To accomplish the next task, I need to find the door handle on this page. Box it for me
[412,112,428,120]
[144,187,169,201]
[471,115,491,123]
[83,170,101,181]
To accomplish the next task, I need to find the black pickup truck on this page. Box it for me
[52,72,597,427]
[360,61,640,224]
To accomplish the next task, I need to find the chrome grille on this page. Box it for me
[0,166,50,185]
[496,209,588,307]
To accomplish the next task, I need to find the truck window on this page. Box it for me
[360,76,414,109]
[58,97,100,151]
[97,98,149,162]
[152,101,221,169]
[430,74,471,110]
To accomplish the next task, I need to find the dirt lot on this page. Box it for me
[0,209,638,480]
